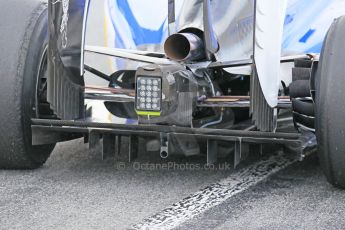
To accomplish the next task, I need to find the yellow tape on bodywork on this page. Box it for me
[136,111,161,116]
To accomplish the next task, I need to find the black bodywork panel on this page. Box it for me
[47,0,87,120]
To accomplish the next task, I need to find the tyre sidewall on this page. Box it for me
[21,7,55,167]
[316,16,345,187]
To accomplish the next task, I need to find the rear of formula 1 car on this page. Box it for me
[1,0,345,188]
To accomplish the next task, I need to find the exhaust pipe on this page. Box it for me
[160,150,169,159]
[164,33,205,62]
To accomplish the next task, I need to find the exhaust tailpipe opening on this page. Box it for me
[164,33,205,62]
[160,150,169,159]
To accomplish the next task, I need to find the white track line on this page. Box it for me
[131,152,296,230]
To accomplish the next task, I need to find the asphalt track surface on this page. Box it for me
[1,139,345,230]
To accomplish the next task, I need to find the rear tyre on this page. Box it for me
[316,16,345,188]
[0,1,55,169]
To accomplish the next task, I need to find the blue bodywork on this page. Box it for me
[106,0,344,56]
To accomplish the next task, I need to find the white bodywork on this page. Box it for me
[254,0,288,107]
[85,0,342,107]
